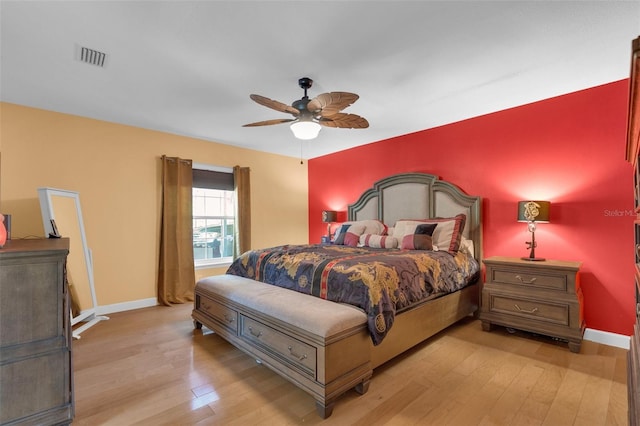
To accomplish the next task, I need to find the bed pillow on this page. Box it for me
[333,224,350,245]
[392,220,433,244]
[359,234,399,249]
[431,214,466,253]
[333,223,366,246]
[400,223,437,250]
[333,219,387,243]
[459,236,475,257]
[393,214,466,253]
[393,219,437,250]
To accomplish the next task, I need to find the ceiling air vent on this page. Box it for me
[77,46,107,67]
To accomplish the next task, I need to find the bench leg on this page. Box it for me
[315,401,335,419]
[193,320,202,329]
[354,378,371,395]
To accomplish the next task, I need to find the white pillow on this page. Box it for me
[459,236,475,257]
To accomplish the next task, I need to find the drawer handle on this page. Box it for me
[514,304,538,314]
[223,314,235,324]
[248,326,262,338]
[288,346,308,361]
[515,275,537,284]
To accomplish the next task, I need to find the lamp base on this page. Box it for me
[521,257,546,261]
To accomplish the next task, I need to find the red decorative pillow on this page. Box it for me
[334,223,366,247]
[400,223,437,250]
[344,223,365,247]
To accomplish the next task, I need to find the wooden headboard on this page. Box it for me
[347,173,482,261]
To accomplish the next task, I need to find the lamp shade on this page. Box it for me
[517,201,550,222]
[322,210,337,223]
[290,121,321,140]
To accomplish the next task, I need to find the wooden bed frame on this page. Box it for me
[192,172,482,418]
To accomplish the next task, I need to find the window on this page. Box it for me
[192,166,235,268]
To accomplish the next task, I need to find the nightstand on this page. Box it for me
[480,256,584,353]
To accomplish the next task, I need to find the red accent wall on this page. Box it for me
[308,80,634,336]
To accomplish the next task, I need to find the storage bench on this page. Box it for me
[192,274,373,418]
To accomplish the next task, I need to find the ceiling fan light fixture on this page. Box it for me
[290,120,321,140]
[244,77,367,139]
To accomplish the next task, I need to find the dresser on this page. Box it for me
[480,256,583,353]
[0,238,74,425]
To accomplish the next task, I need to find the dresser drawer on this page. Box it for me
[487,293,570,326]
[197,295,238,334]
[240,315,317,378]
[489,268,569,292]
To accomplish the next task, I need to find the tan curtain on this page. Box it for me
[158,156,195,305]
[233,166,251,258]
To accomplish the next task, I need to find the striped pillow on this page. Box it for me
[359,234,399,249]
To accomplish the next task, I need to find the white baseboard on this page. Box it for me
[584,327,630,350]
[93,300,631,350]
[95,298,158,316]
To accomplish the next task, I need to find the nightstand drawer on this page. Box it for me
[488,293,569,326]
[487,266,567,292]
[489,268,568,292]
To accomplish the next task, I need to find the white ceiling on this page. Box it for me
[1,1,639,160]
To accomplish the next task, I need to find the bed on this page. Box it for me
[192,172,482,418]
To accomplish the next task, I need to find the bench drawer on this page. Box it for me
[240,315,317,378]
[197,294,238,334]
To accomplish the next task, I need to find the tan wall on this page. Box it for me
[0,102,309,306]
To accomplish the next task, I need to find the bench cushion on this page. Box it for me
[196,274,367,338]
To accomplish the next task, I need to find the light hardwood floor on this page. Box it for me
[72,304,628,425]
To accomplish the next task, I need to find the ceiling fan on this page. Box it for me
[242,77,369,140]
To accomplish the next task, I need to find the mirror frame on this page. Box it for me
[38,187,107,338]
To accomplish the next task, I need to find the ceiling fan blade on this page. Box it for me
[307,92,359,117]
[250,94,299,116]
[242,118,296,127]
[318,113,369,129]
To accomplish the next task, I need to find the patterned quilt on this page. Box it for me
[226,244,480,345]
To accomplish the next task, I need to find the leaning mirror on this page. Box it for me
[38,188,107,338]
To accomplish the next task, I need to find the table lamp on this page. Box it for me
[517,200,550,261]
[322,210,337,241]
